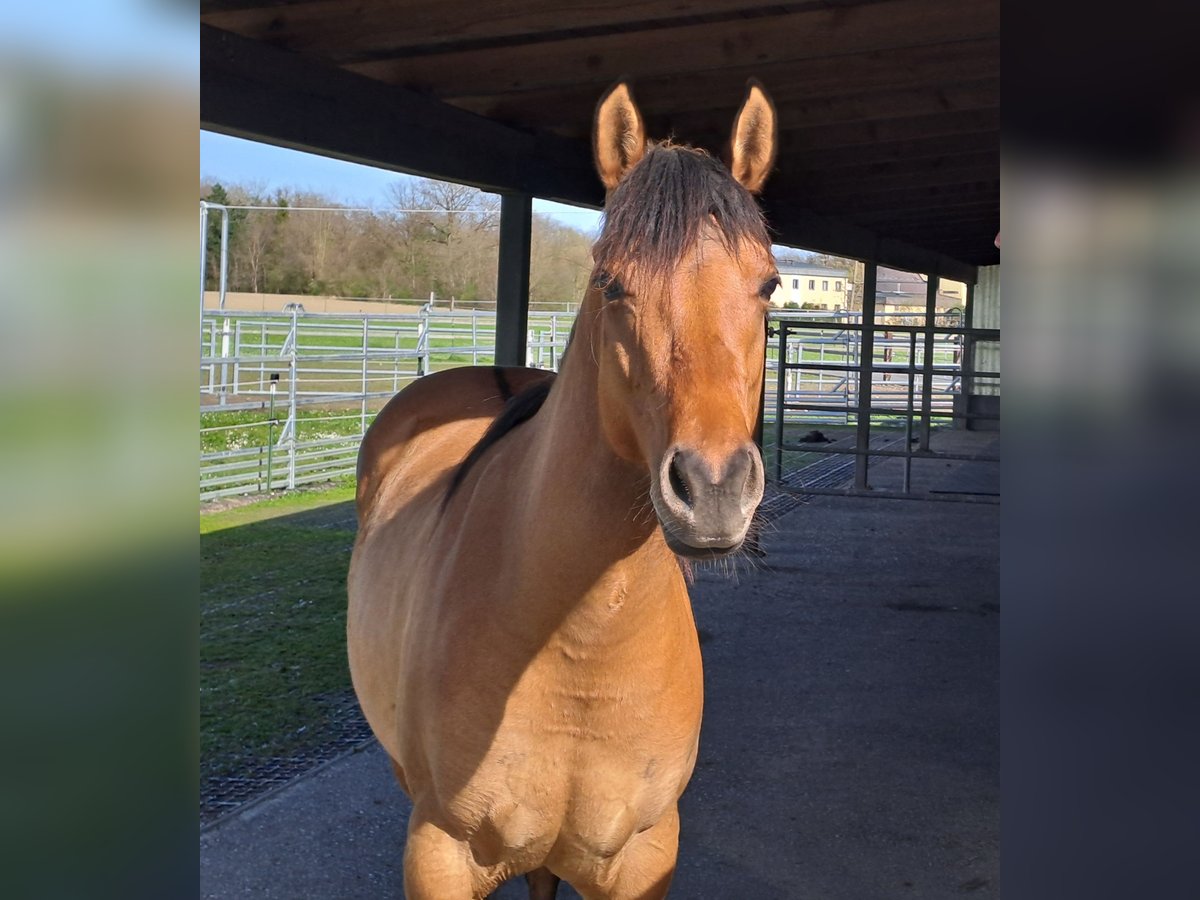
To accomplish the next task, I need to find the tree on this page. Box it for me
[389,179,501,303]
[197,175,595,305]
[529,215,592,305]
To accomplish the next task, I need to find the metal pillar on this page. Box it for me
[774,322,787,483]
[961,280,977,402]
[919,271,939,450]
[853,261,878,490]
[904,332,917,493]
[495,192,532,367]
[198,204,209,330]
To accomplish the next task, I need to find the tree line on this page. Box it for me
[201,178,596,306]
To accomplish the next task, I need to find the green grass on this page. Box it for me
[200,479,359,783]
[200,478,356,532]
[200,406,377,453]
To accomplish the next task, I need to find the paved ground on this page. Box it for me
[201,432,998,899]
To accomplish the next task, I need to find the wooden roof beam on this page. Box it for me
[345,0,1000,95]
[200,24,603,205]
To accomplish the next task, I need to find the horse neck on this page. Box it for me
[527,307,650,543]
[510,302,684,635]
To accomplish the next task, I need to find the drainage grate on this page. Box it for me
[757,434,903,524]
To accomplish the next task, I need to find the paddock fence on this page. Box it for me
[199,306,573,500]
[200,308,997,502]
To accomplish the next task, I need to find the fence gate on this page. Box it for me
[763,292,999,503]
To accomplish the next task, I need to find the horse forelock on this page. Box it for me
[592,142,771,287]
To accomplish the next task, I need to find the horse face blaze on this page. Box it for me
[597,238,772,558]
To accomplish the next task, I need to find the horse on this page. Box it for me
[348,79,779,899]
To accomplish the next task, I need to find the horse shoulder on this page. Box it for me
[355,366,554,527]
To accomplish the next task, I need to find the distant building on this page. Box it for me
[875,267,965,314]
[769,263,851,309]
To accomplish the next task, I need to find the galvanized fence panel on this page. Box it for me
[761,310,969,428]
[200,307,571,501]
[765,309,1000,501]
[201,307,995,503]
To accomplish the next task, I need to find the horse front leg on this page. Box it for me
[404,813,498,900]
[580,805,680,900]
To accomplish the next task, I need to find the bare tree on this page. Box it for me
[530,215,592,305]
[389,178,501,303]
[201,176,594,305]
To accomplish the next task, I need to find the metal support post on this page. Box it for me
[218,208,229,311]
[267,376,277,492]
[219,317,231,405]
[774,322,787,483]
[287,308,298,490]
[904,332,917,493]
[853,261,878,491]
[415,313,429,376]
[495,192,532,367]
[361,318,370,434]
[198,204,209,331]
[919,271,938,451]
[961,280,977,403]
[392,329,400,391]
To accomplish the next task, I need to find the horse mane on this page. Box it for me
[444,371,553,507]
[592,141,771,284]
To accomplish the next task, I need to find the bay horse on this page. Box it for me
[348,80,779,899]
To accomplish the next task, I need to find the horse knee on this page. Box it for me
[403,817,480,900]
[592,808,680,900]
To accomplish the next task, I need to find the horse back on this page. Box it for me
[355,366,555,528]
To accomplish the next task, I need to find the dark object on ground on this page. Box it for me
[798,429,833,443]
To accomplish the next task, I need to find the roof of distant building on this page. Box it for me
[777,262,850,277]
[877,267,927,284]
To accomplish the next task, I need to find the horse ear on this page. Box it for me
[728,79,777,194]
[593,81,647,190]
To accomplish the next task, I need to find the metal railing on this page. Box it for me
[765,309,1000,502]
[199,306,574,500]
[201,306,999,503]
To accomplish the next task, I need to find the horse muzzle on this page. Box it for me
[652,443,765,558]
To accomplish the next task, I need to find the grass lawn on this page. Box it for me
[200,406,379,454]
[200,479,361,787]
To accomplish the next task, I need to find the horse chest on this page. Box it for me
[455,726,688,867]
[454,671,697,851]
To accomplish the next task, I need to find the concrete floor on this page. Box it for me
[201,432,998,899]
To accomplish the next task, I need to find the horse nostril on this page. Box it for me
[668,454,693,509]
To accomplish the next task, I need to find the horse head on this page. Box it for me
[586,81,778,558]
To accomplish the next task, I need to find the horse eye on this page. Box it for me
[595,273,625,302]
[759,277,781,300]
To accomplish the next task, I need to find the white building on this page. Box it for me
[770,263,851,309]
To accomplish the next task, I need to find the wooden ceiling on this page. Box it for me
[200,0,1000,278]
